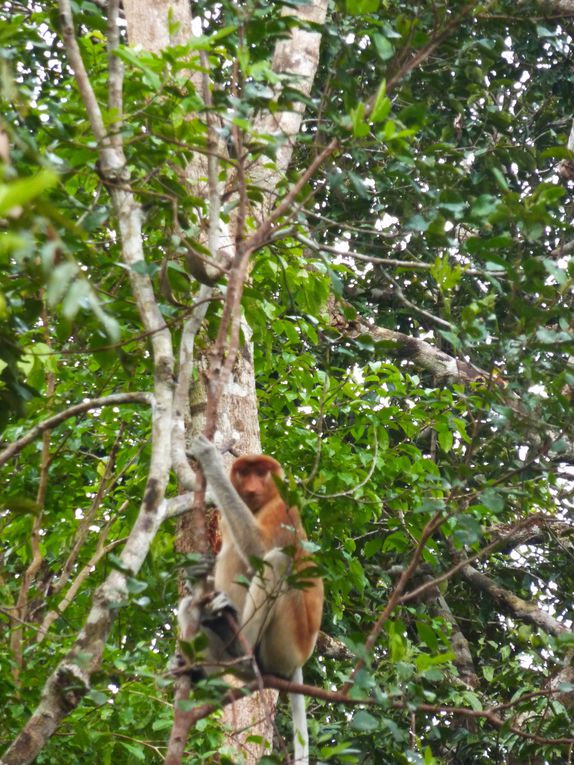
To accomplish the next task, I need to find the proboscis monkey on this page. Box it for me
[182,435,324,765]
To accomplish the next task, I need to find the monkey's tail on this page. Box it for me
[290,666,309,765]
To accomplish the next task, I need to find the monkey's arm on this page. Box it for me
[189,435,266,561]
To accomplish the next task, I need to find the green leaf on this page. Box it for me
[372,34,394,61]
[482,666,494,682]
[46,262,77,306]
[120,743,146,761]
[490,166,509,190]
[348,171,370,198]
[0,170,58,215]
[87,690,108,705]
[416,651,454,670]
[350,102,370,138]
[62,278,90,319]
[370,81,391,123]
[437,428,453,453]
[346,0,380,13]
[479,489,504,513]
[350,710,379,731]
[462,691,483,711]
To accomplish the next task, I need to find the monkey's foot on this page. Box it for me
[201,590,238,626]
[200,591,248,660]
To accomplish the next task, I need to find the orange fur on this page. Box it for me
[214,455,324,677]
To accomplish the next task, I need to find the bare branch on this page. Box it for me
[164,673,194,765]
[158,673,574,749]
[399,515,558,605]
[172,287,213,492]
[296,232,506,277]
[46,424,127,604]
[165,492,196,518]
[327,295,486,383]
[432,591,479,688]
[341,508,449,694]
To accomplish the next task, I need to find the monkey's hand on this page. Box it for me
[183,553,216,582]
[188,434,218,463]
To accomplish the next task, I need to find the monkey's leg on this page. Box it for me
[240,549,302,676]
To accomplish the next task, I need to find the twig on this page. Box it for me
[399,515,552,605]
[9,310,54,678]
[58,0,106,142]
[306,429,379,499]
[296,232,506,277]
[54,425,127,593]
[341,508,450,694]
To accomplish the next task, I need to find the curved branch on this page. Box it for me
[162,672,574,749]
[328,296,485,383]
[459,562,568,637]
[0,392,152,468]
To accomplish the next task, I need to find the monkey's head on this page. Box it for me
[231,455,284,512]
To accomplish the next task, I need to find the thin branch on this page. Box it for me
[262,676,574,746]
[399,515,556,605]
[172,287,213,493]
[327,295,487,383]
[58,0,106,142]
[107,0,123,147]
[384,3,478,96]
[165,492,196,518]
[341,508,449,694]
[9,322,54,678]
[244,138,339,255]
[296,232,506,277]
[307,429,379,499]
[164,673,194,765]
[432,591,479,688]
[200,51,223,267]
[54,424,126,593]
[160,673,574,749]
[31,294,222,357]
[36,534,126,644]
[0,392,152,468]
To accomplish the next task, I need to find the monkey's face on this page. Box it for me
[231,455,283,513]
[234,466,274,512]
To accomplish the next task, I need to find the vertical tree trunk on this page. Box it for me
[122,5,277,760]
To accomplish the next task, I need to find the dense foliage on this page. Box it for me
[1,1,574,763]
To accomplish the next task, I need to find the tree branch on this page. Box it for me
[0,392,152,467]
[458,562,568,637]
